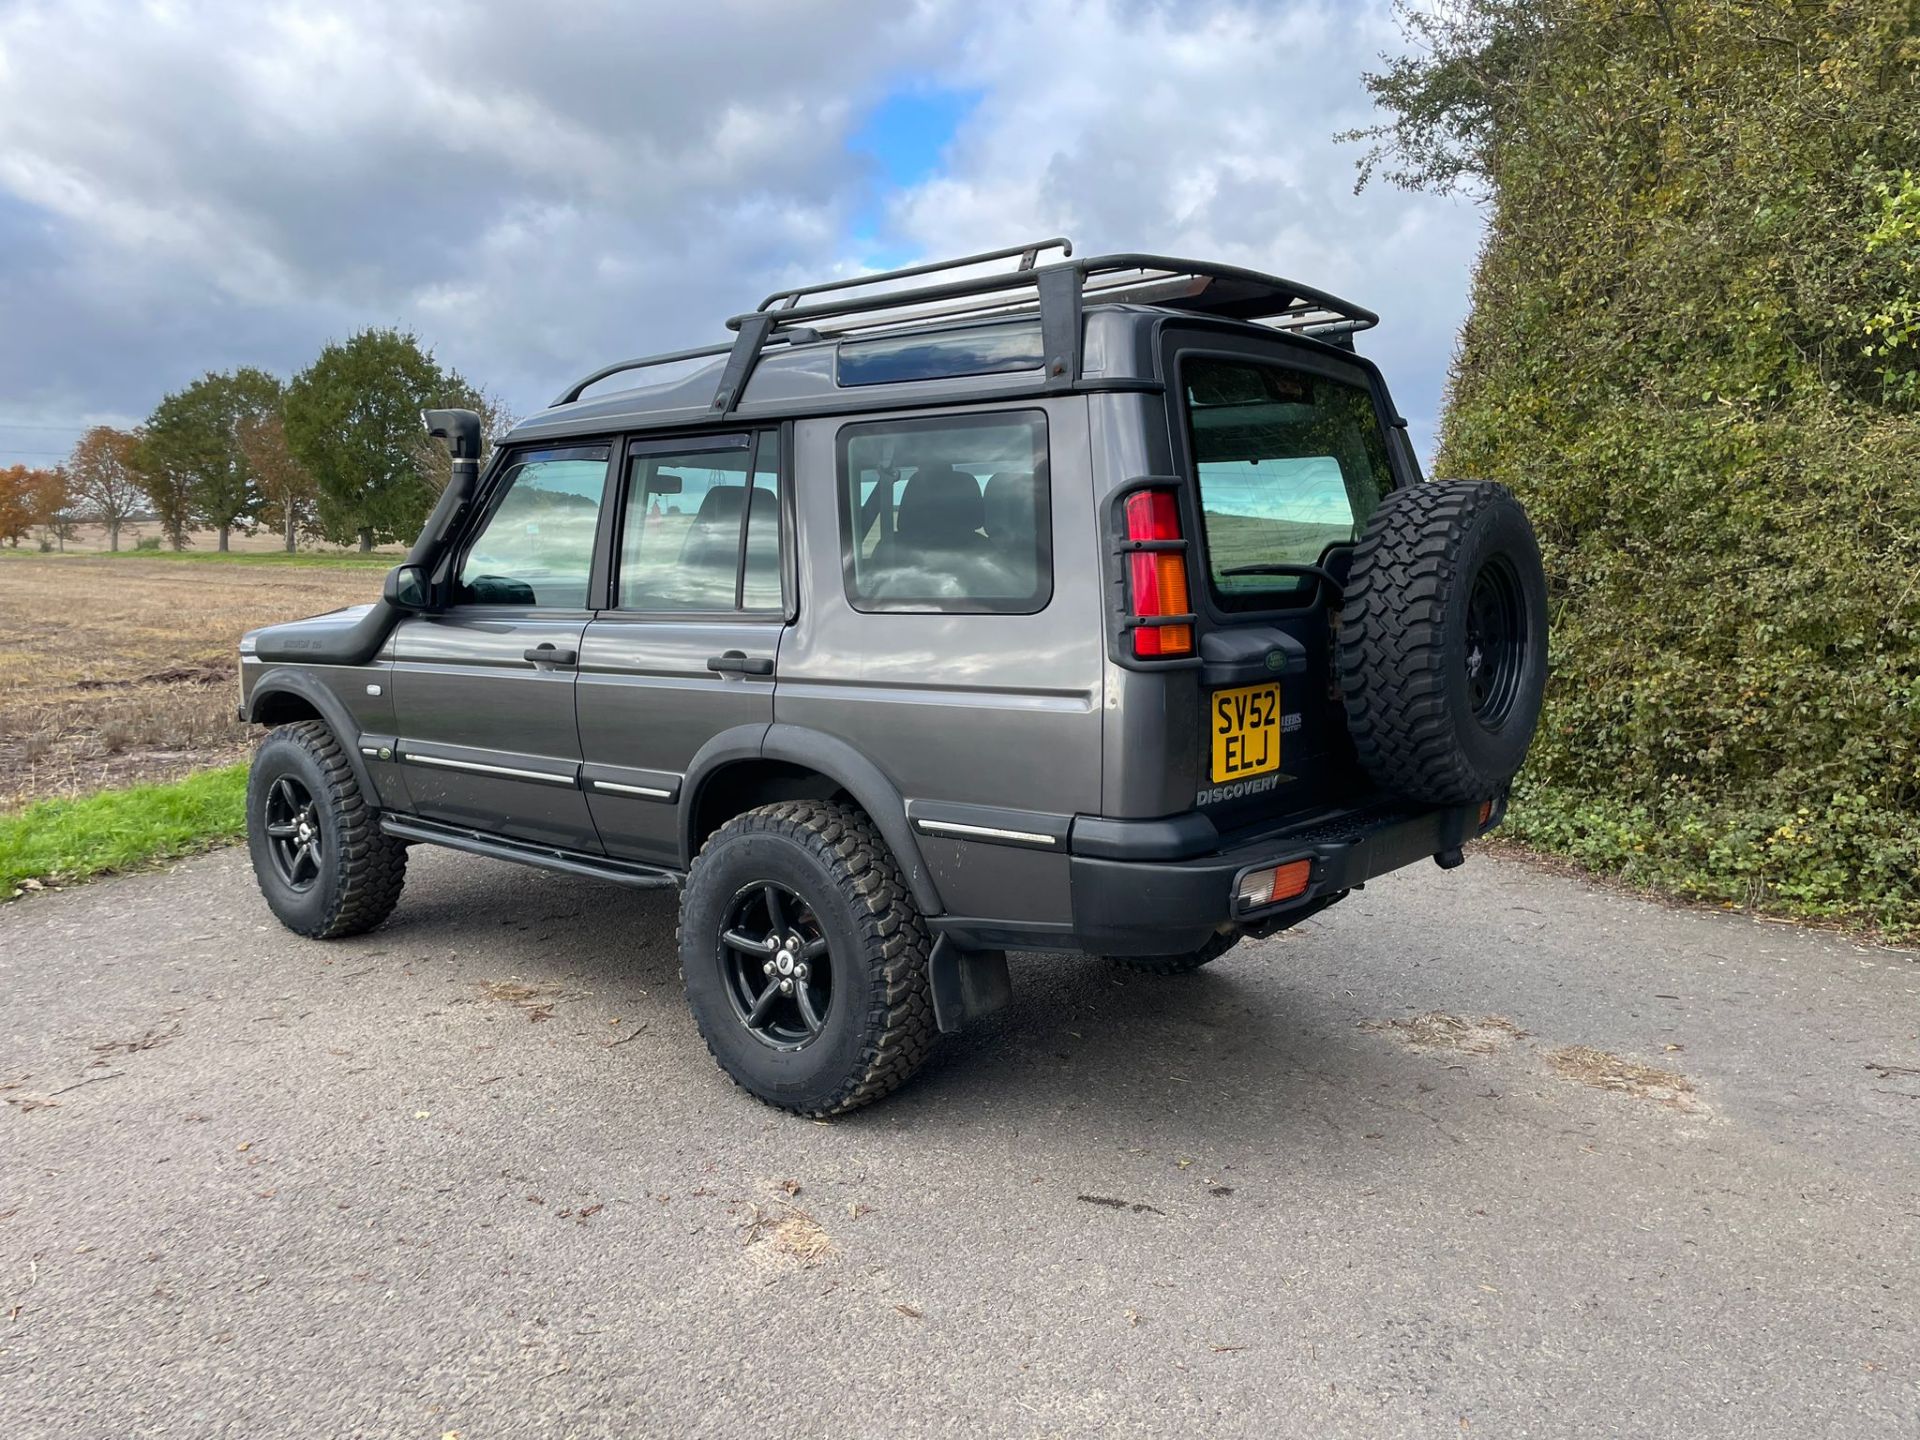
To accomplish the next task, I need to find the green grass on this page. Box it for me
[1,764,250,896]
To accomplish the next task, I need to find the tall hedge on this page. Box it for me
[1355,0,1920,937]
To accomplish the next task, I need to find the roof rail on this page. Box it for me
[755,237,1074,313]
[551,241,1379,413]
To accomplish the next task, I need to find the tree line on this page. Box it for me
[0,328,506,554]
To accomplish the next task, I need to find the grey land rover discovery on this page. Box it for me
[239,240,1549,1115]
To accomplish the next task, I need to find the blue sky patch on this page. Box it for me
[845,84,982,266]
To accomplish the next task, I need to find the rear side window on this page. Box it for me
[617,433,783,612]
[1182,357,1393,610]
[836,411,1050,613]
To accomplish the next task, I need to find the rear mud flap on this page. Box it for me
[928,935,1013,1034]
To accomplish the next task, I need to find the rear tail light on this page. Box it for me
[1478,799,1494,828]
[1237,858,1312,909]
[1124,489,1193,658]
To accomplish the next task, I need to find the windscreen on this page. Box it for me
[1182,356,1394,610]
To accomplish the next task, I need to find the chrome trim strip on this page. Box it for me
[405,753,577,786]
[590,779,674,800]
[915,818,1058,847]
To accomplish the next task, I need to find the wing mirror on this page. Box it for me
[384,562,432,611]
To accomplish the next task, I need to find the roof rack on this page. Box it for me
[551,239,1378,412]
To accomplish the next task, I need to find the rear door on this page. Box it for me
[575,430,788,866]
[777,400,1105,929]
[1164,331,1405,829]
[389,443,611,849]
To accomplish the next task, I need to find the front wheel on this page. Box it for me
[247,720,407,938]
[678,801,936,1116]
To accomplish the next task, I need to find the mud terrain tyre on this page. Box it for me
[678,801,936,1116]
[1111,931,1240,975]
[1337,481,1548,805]
[247,720,407,938]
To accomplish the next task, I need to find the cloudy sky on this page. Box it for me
[0,0,1483,471]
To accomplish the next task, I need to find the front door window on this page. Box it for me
[456,447,610,607]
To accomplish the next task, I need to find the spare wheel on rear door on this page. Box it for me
[1336,480,1549,806]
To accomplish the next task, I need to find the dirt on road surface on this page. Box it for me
[1,849,1915,1438]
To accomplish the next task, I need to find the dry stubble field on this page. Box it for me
[0,554,384,810]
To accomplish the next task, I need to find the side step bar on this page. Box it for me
[378,815,681,890]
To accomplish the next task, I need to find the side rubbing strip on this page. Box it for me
[591,779,674,800]
[405,753,578,787]
[914,818,1059,848]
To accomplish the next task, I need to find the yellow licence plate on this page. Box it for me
[1210,682,1282,784]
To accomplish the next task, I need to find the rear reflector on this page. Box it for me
[1237,858,1312,909]
[1478,799,1494,828]
[1124,490,1193,658]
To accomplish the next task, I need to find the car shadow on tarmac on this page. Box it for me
[383,856,1511,1163]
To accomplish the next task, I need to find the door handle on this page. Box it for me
[707,650,774,676]
[524,644,578,667]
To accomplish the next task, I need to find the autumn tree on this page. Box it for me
[65,426,147,551]
[0,465,34,547]
[28,467,75,550]
[143,367,283,551]
[236,411,317,552]
[283,329,467,551]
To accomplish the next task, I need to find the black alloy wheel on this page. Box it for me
[677,800,936,1115]
[247,719,408,939]
[1463,553,1527,729]
[719,881,834,1049]
[262,774,323,891]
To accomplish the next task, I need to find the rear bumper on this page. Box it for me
[1064,795,1501,956]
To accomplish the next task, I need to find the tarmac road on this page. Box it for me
[1,844,1915,1438]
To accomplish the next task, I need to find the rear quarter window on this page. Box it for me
[836,410,1051,614]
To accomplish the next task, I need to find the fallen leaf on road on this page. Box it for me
[1076,1194,1165,1216]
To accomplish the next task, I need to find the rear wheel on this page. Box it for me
[1111,931,1240,976]
[247,720,407,938]
[678,801,936,1116]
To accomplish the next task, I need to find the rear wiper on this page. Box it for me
[1218,562,1344,597]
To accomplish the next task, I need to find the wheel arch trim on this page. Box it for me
[680,722,943,917]
[245,671,378,801]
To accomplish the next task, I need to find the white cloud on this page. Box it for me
[884,0,1483,456]
[0,0,1479,461]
